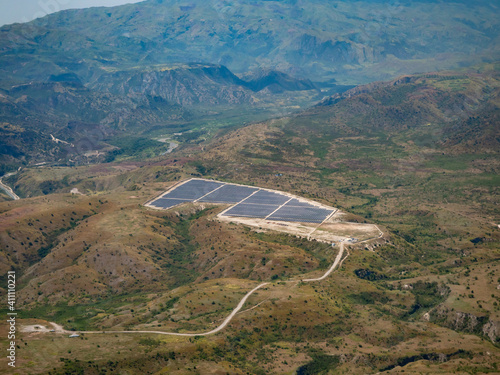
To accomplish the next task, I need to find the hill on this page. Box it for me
[1,0,499,171]
[0,65,499,374]
[0,63,323,171]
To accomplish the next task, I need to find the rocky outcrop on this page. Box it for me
[90,64,317,106]
[482,320,500,343]
[89,64,255,107]
[243,70,317,93]
[428,306,499,344]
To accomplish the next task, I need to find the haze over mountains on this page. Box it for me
[0,1,499,374]
[2,0,500,83]
[1,0,499,170]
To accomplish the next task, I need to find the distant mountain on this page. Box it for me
[240,69,317,93]
[0,78,190,169]
[1,0,499,170]
[0,62,323,170]
[89,63,317,105]
[304,67,500,151]
[0,0,499,86]
[198,64,500,184]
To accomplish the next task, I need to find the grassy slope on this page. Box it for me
[0,67,499,373]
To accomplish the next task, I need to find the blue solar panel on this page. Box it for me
[199,184,258,203]
[148,179,336,223]
[242,190,290,205]
[267,206,333,223]
[151,198,188,209]
[163,179,223,200]
[223,203,280,218]
[284,199,317,208]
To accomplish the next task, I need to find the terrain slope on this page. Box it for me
[0,66,499,374]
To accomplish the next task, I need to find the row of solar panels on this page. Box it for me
[149,179,334,224]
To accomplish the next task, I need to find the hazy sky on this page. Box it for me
[0,0,144,26]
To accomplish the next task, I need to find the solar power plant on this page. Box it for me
[267,205,334,223]
[149,179,336,224]
[162,179,224,200]
[242,190,290,205]
[198,184,258,203]
[223,203,280,218]
[150,198,189,209]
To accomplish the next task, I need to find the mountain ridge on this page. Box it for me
[1,0,499,85]
[0,61,324,171]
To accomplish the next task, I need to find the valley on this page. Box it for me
[0,66,498,374]
[1,0,499,174]
[0,1,499,373]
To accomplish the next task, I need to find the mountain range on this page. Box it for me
[0,0,499,371]
[2,0,500,84]
[1,0,499,171]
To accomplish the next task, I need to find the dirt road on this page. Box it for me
[302,242,344,282]
[23,243,349,338]
[82,282,270,337]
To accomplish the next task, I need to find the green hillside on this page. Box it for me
[1,66,498,374]
[0,2,499,373]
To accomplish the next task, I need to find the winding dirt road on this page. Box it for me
[81,282,271,337]
[81,243,346,337]
[302,242,344,282]
[23,243,348,337]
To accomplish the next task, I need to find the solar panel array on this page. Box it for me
[198,184,258,203]
[150,198,190,209]
[148,179,335,224]
[223,203,280,218]
[267,205,333,224]
[284,198,317,207]
[164,179,224,200]
[242,190,290,205]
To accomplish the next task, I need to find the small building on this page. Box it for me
[69,334,80,338]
